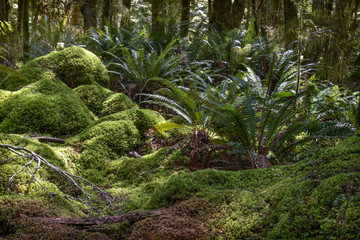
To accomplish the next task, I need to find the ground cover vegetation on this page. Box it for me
[0,0,360,239]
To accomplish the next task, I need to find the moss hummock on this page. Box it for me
[0,46,110,91]
[73,84,138,116]
[0,76,95,136]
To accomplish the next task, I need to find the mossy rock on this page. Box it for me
[70,120,140,157]
[0,76,95,136]
[101,93,138,116]
[73,84,138,116]
[73,84,113,116]
[0,46,110,91]
[99,108,165,135]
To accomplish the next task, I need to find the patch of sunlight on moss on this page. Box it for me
[0,46,110,91]
[0,77,95,136]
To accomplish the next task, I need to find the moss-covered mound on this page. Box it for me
[73,84,113,115]
[0,76,95,136]
[0,46,110,91]
[73,84,138,116]
[143,133,360,239]
[99,108,164,134]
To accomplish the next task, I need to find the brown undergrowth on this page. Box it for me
[124,198,213,240]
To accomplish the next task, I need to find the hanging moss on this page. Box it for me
[0,46,110,91]
[0,76,95,136]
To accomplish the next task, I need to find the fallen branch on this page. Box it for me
[29,137,66,144]
[0,144,128,216]
[38,208,167,226]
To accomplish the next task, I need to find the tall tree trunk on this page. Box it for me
[210,0,232,31]
[121,0,131,28]
[283,0,297,44]
[22,0,29,58]
[101,0,111,29]
[0,0,10,22]
[231,0,246,29]
[180,0,190,37]
[81,0,97,30]
[270,0,280,27]
[151,0,164,36]
[17,0,23,33]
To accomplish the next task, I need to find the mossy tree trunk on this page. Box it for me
[151,0,164,37]
[81,0,97,30]
[101,0,111,29]
[21,0,29,60]
[180,0,190,38]
[283,0,298,44]
[209,0,232,31]
[230,0,246,29]
[270,0,281,27]
[120,0,131,28]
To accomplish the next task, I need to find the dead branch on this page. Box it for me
[29,137,66,144]
[0,144,129,216]
[38,208,167,226]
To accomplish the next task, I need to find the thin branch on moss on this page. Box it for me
[0,144,128,216]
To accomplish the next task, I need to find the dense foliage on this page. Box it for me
[0,0,359,239]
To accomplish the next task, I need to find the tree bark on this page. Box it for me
[283,0,297,44]
[231,0,246,29]
[121,0,131,28]
[81,0,97,30]
[151,0,164,36]
[270,0,281,27]
[101,0,111,29]
[180,0,190,37]
[210,0,232,31]
[22,0,29,58]
[0,0,10,22]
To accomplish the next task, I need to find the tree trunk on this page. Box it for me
[0,0,10,22]
[17,0,23,33]
[101,0,111,29]
[231,0,246,29]
[22,0,29,58]
[121,0,131,28]
[151,0,164,36]
[270,0,281,27]
[81,0,97,30]
[210,0,232,31]
[283,0,297,44]
[180,0,190,37]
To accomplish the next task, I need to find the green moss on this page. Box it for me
[0,46,110,91]
[99,108,165,135]
[101,93,138,116]
[145,134,360,239]
[73,84,113,116]
[0,133,75,194]
[106,148,168,184]
[0,77,95,136]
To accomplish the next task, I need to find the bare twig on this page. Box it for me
[0,144,129,216]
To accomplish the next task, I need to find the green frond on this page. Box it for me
[154,121,188,133]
